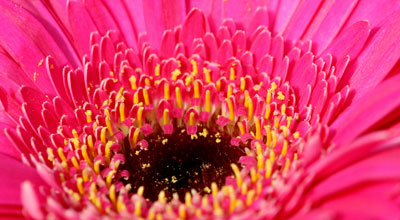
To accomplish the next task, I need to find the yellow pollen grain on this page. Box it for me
[230,67,236,81]
[81,145,93,167]
[143,89,150,105]
[194,80,200,99]
[293,131,300,139]
[240,77,246,91]
[203,67,212,83]
[155,64,160,76]
[129,76,138,90]
[119,103,126,122]
[163,109,169,125]
[85,110,93,123]
[277,91,285,100]
[227,98,235,121]
[175,87,183,108]
[100,127,107,144]
[162,138,168,145]
[265,159,273,178]
[216,138,221,143]
[231,163,242,187]
[137,107,144,128]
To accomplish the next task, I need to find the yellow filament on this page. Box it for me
[105,141,112,165]
[81,145,93,167]
[155,64,160,76]
[77,177,84,194]
[163,109,169,125]
[227,98,235,121]
[189,112,196,126]
[265,159,272,178]
[185,192,192,206]
[100,127,107,144]
[71,156,80,170]
[137,107,144,128]
[132,128,140,147]
[85,110,93,123]
[164,83,170,100]
[240,77,246,90]
[109,184,116,204]
[106,171,115,187]
[158,191,166,203]
[231,164,242,187]
[57,148,66,161]
[194,80,200,98]
[143,89,150,105]
[175,87,182,108]
[230,67,236,80]
[129,76,137,90]
[134,200,142,216]
[254,117,261,140]
[227,85,233,98]
[119,103,126,122]
[248,97,253,120]
[281,140,288,157]
[133,91,140,104]
[238,122,245,135]
[205,90,211,112]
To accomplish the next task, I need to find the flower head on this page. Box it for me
[1,0,400,219]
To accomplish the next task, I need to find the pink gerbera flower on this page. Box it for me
[1,0,400,219]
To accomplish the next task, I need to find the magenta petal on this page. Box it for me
[179,9,210,52]
[331,74,400,147]
[340,10,400,100]
[273,0,301,34]
[321,20,370,60]
[21,182,44,220]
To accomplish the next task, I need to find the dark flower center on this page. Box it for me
[122,125,246,201]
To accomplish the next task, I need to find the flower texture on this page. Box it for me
[1,0,400,219]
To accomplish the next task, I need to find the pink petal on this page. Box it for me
[179,8,210,52]
[21,182,44,220]
[331,74,400,147]
[273,0,301,34]
[339,10,400,99]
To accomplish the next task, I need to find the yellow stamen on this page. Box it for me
[72,138,80,150]
[265,125,272,147]
[106,170,115,188]
[133,91,140,104]
[286,116,293,128]
[137,107,144,128]
[247,97,253,120]
[281,140,288,157]
[100,127,107,144]
[265,159,272,178]
[256,143,264,170]
[274,116,280,128]
[270,82,277,91]
[119,103,126,122]
[264,104,271,120]
[171,69,181,81]
[77,177,84,194]
[137,186,144,196]
[269,149,276,162]
[143,89,150,105]
[129,76,137,90]
[72,129,79,139]
[282,158,291,174]
[254,117,261,140]
[266,90,272,104]
[216,79,221,91]
[227,85,233,98]
[158,191,166,203]
[85,110,93,123]
[175,87,182,108]
[281,104,286,115]
[205,90,211,112]
[185,192,192,206]
[189,112,196,126]
[109,184,116,204]
[241,182,248,194]
[94,160,101,174]
[230,67,236,81]
[57,148,66,161]
[71,156,80,170]
[240,77,246,90]
[193,80,200,98]
[82,168,90,182]
[155,64,160,76]
[163,109,169,125]
[145,78,151,86]
[134,200,142,216]
[271,130,277,147]
[116,87,124,101]
[132,128,140,147]
[203,67,212,83]
[211,182,218,198]
[250,168,258,183]
[231,163,242,187]
[238,121,245,135]
[164,83,170,100]
[246,190,255,206]
[81,145,93,167]
[244,90,250,107]
[105,141,112,165]
[277,91,285,100]
[293,131,300,139]
[227,98,235,121]
[191,60,198,75]
[179,205,186,220]
[116,195,126,212]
